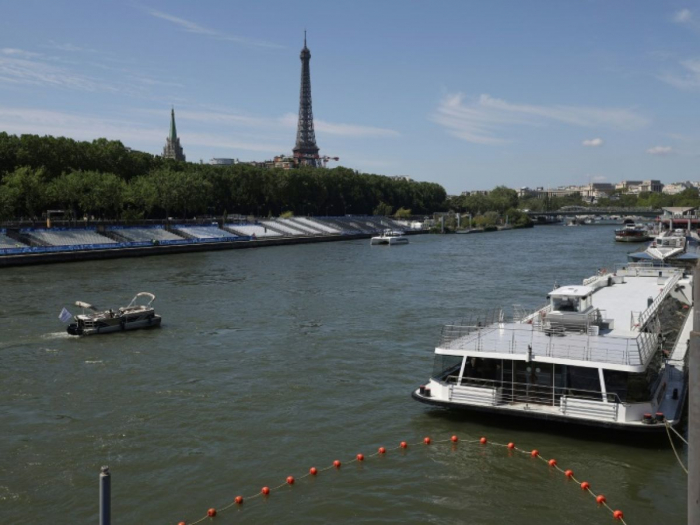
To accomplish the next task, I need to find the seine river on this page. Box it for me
[0,225,688,524]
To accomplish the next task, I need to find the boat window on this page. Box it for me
[431,355,463,380]
[553,296,580,312]
[566,367,600,399]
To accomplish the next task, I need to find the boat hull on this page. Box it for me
[67,315,162,336]
[370,237,409,245]
[411,388,685,432]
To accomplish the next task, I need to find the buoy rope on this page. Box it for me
[664,421,689,475]
[664,420,689,445]
[176,435,627,525]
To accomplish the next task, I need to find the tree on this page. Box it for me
[373,202,393,216]
[394,207,412,218]
[1,166,49,218]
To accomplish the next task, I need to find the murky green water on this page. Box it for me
[0,226,688,524]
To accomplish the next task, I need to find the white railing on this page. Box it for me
[634,272,681,330]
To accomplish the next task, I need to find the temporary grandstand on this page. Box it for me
[107,226,185,243]
[173,225,241,240]
[225,224,282,238]
[0,231,26,249]
[24,228,116,247]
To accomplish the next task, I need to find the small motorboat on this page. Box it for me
[66,292,162,336]
[370,229,409,245]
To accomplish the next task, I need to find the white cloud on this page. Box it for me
[647,146,673,155]
[0,52,116,91]
[1,48,41,58]
[145,108,400,138]
[659,58,700,90]
[582,138,604,147]
[431,93,649,145]
[145,8,284,49]
[0,106,286,153]
[673,9,693,24]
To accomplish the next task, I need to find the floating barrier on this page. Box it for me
[176,435,628,525]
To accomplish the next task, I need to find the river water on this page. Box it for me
[0,225,688,524]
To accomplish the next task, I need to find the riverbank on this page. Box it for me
[0,230,422,268]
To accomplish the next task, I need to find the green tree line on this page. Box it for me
[0,133,447,220]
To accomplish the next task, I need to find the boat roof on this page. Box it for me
[436,266,690,372]
[549,285,593,298]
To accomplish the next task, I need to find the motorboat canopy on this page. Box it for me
[75,301,99,311]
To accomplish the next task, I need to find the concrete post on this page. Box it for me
[100,466,111,525]
[690,264,700,525]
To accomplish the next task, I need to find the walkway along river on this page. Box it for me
[0,225,688,523]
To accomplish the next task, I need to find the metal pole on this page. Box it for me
[100,466,111,525]
[690,263,700,525]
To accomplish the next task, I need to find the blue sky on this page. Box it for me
[1,1,700,194]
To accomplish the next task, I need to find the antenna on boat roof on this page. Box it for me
[553,280,559,290]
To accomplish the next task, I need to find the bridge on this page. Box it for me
[526,207,661,219]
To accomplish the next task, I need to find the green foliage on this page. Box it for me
[473,211,501,227]
[394,207,411,218]
[280,210,294,219]
[0,133,448,220]
[373,201,393,216]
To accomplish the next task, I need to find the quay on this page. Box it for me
[0,216,421,268]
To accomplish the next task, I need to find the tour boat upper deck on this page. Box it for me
[413,263,691,431]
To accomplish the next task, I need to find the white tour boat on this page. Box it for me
[67,292,162,336]
[370,230,409,245]
[412,264,690,431]
[628,229,699,265]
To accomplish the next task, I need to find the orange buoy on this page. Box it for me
[613,510,624,520]
[378,446,386,454]
[262,486,270,495]
[424,437,431,445]
[333,460,342,469]
[287,476,295,485]
[178,522,186,525]
[310,467,318,475]
[207,508,217,517]
[564,469,574,478]
[451,435,458,443]
[357,453,364,461]
[548,459,557,467]
[400,441,408,449]
[480,437,487,444]
[596,495,606,504]
[531,449,539,457]
[580,482,590,491]
[507,442,515,450]
[235,496,243,505]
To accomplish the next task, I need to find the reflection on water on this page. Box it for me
[0,226,687,524]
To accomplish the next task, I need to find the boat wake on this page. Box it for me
[41,331,74,340]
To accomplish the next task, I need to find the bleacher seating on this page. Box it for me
[278,218,321,235]
[174,225,239,239]
[260,220,305,236]
[226,224,282,238]
[291,217,340,234]
[0,233,26,249]
[27,229,117,246]
[110,227,185,242]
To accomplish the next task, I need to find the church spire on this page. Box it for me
[163,106,186,161]
[169,107,177,143]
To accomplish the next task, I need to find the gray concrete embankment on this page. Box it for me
[0,231,422,268]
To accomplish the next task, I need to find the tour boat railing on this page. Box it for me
[438,323,660,366]
[444,375,625,408]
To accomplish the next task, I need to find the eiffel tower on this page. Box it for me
[292,31,320,167]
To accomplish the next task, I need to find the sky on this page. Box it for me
[1,1,700,194]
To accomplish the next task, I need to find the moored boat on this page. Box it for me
[370,230,409,245]
[67,292,162,336]
[412,264,690,431]
[628,229,700,265]
[614,223,651,243]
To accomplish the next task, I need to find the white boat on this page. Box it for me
[614,223,651,243]
[628,229,699,265]
[67,292,162,336]
[412,264,690,431]
[370,230,409,245]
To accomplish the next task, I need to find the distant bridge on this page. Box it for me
[526,208,661,219]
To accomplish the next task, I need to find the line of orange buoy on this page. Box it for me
[176,435,627,525]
